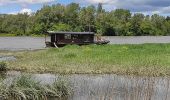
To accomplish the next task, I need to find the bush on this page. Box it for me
[0,62,7,71]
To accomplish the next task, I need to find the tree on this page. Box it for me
[130,13,145,35]
[166,16,170,21]
[79,6,96,32]
[151,14,166,35]
[64,3,80,29]
[97,3,103,14]
[114,9,131,22]
[140,19,154,35]
[50,23,72,31]
[0,2,170,36]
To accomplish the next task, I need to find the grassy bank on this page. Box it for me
[0,33,16,37]
[0,33,43,37]
[3,44,170,76]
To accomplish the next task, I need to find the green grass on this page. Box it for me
[4,44,170,76]
[0,33,17,37]
[0,33,44,37]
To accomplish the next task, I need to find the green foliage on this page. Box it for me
[0,62,7,71]
[0,3,170,36]
[50,23,72,31]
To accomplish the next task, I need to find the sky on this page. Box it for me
[0,0,170,16]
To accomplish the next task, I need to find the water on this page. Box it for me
[0,37,46,51]
[1,36,170,51]
[2,71,170,100]
[0,56,16,61]
[104,36,170,44]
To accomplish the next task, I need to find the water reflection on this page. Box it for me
[2,71,170,100]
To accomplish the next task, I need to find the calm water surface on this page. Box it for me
[0,37,46,51]
[1,36,170,51]
[2,71,170,100]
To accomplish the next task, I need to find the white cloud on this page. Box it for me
[77,0,170,15]
[86,0,116,4]
[160,6,170,13]
[0,0,55,5]
[8,8,33,15]
[77,0,117,4]
[147,6,170,15]
[20,8,32,14]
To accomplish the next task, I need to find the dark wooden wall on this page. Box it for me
[51,34,94,44]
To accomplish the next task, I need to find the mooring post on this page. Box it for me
[45,33,47,42]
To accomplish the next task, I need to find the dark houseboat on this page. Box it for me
[45,31,109,47]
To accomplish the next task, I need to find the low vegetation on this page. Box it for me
[0,74,72,100]
[0,62,7,71]
[2,44,170,76]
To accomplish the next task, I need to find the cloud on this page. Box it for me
[76,0,170,15]
[8,8,33,15]
[84,0,115,4]
[20,8,32,14]
[75,0,117,5]
[1,0,170,15]
[0,0,55,5]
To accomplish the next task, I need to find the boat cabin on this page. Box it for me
[45,31,95,47]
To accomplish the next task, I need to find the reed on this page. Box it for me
[0,74,71,100]
[0,62,7,71]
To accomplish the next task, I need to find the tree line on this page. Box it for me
[0,3,170,36]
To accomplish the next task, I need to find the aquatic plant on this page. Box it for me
[0,62,7,71]
[0,74,72,100]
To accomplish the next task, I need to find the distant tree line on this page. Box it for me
[0,3,170,36]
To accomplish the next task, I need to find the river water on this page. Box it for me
[1,36,170,51]
[2,71,170,100]
[1,36,170,100]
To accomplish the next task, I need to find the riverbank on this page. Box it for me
[0,33,43,37]
[1,44,170,76]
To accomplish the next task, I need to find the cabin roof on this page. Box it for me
[47,31,94,35]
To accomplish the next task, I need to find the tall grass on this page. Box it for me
[0,74,72,100]
[0,62,7,71]
[6,44,170,76]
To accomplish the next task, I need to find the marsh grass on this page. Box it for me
[0,62,7,71]
[0,74,71,100]
[5,44,170,76]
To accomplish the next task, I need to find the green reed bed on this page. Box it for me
[5,44,170,76]
[0,62,7,71]
[0,74,72,100]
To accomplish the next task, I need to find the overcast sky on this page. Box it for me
[0,0,170,16]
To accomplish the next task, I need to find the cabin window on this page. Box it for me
[84,35,90,42]
[64,34,71,39]
[72,34,78,40]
